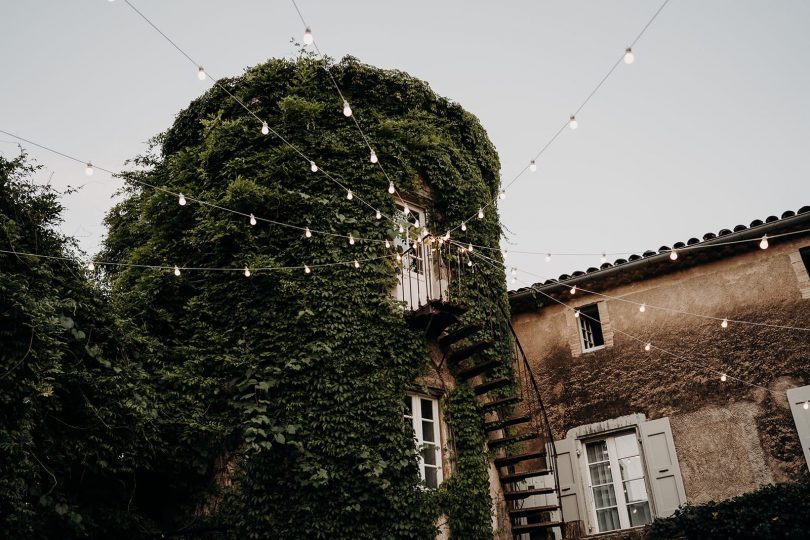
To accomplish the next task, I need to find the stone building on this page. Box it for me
[508,207,810,538]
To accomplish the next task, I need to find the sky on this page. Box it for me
[1,0,808,285]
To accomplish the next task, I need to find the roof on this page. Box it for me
[508,206,810,314]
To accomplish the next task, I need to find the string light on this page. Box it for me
[303,27,313,44]
[310,161,318,173]
[569,116,578,130]
[244,267,251,277]
[468,259,473,267]
[721,318,729,329]
[720,373,727,382]
[478,208,484,219]
[370,150,378,163]
[385,239,391,248]
[396,253,402,262]
[178,193,187,206]
[346,190,353,200]
[759,235,769,250]
[600,253,607,264]
[574,310,580,318]
[261,121,269,135]
[304,264,311,274]
[624,47,635,64]
[399,224,404,234]
[342,100,352,117]
[403,204,410,215]
[174,265,181,276]
[639,303,646,313]
[529,160,537,172]
[570,285,577,295]
[670,249,678,261]
[461,221,467,232]
[443,232,450,241]
[545,253,551,263]
[86,261,95,271]
[804,401,809,410]
[354,259,360,269]
[468,243,474,252]
[499,190,506,200]
[249,214,257,226]
[349,234,355,245]
[305,227,312,238]
[388,181,395,194]
[414,218,420,228]
[644,342,651,352]
[197,67,206,80]
[85,162,94,176]
[376,210,382,220]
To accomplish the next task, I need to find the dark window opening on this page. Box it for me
[801,246,810,276]
[579,303,605,351]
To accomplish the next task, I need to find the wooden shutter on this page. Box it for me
[551,437,583,523]
[639,417,686,518]
[787,384,810,472]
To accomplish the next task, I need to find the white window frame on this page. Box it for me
[578,303,605,353]
[404,394,443,488]
[394,203,426,275]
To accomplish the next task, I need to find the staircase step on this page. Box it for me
[484,415,531,433]
[456,359,502,382]
[488,431,539,449]
[508,504,559,518]
[503,487,556,500]
[495,451,547,468]
[426,298,467,315]
[447,341,493,364]
[481,395,521,413]
[473,377,511,396]
[500,469,553,484]
[511,521,563,534]
[438,323,482,351]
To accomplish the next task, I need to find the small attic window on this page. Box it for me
[801,246,810,275]
[578,303,605,352]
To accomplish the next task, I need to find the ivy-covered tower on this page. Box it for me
[103,56,556,539]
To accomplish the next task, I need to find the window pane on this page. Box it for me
[420,399,433,420]
[596,508,621,532]
[404,395,413,417]
[614,433,639,459]
[619,456,644,481]
[586,440,609,464]
[589,462,613,485]
[421,445,437,466]
[421,420,435,443]
[591,485,618,509]
[628,501,652,527]
[623,478,649,503]
[424,467,438,489]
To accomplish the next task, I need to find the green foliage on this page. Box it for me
[648,482,810,539]
[101,55,506,538]
[0,153,159,538]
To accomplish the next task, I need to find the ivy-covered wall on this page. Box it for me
[102,55,510,538]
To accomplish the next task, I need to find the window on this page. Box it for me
[394,203,426,274]
[578,303,605,352]
[787,384,810,472]
[585,432,652,532]
[404,394,443,488]
[801,247,810,276]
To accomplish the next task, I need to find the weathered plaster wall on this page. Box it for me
[512,238,810,505]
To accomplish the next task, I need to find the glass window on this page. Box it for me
[578,303,605,352]
[585,431,652,532]
[394,203,426,274]
[404,394,443,488]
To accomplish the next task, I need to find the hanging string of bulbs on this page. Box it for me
[468,248,800,399]
[461,243,810,333]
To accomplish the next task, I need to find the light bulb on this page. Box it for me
[244,267,251,277]
[174,265,181,276]
[178,193,187,206]
[545,253,552,263]
[720,373,727,382]
[468,243,473,252]
[443,232,450,241]
[570,285,577,295]
[721,318,729,328]
[529,160,537,172]
[511,267,517,276]
[396,253,402,262]
[85,162,94,176]
[804,401,809,410]
[387,181,395,195]
[310,161,318,173]
[569,115,578,130]
[305,227,312,238]
[347,190,353,200]
[349,234,355,245]
[370,150,378,163]
[303,27,313,45]
[375,210,381,220]
[399,224,404,233]
[468,259,473,267]
[574,310,580,318]
[639,303,646,313]
[304,264,311,274]
[644,342,651,352]
[461,221,467,231]
[499,190,506,200]
[343,100,352,117]
[600,253,607,264]
[87,261,95,271]
[413,219,420,228]
[478,208,484,219]
[385,239,391,248]
[261,122,269,135]
[249,214,257,226]
[670,250,678,261]
[759,235,769,250]
[403,205,410,215]
[354,259,360,269]
[624,47,635,64]
[197,67,206,80]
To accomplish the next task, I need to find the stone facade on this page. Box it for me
[509,212,810,537]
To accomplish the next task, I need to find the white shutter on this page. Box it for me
[639,417,686,518]
[551,437,583,523]
[787,384,810,472]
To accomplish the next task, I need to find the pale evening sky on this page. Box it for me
[1,1,808,284]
